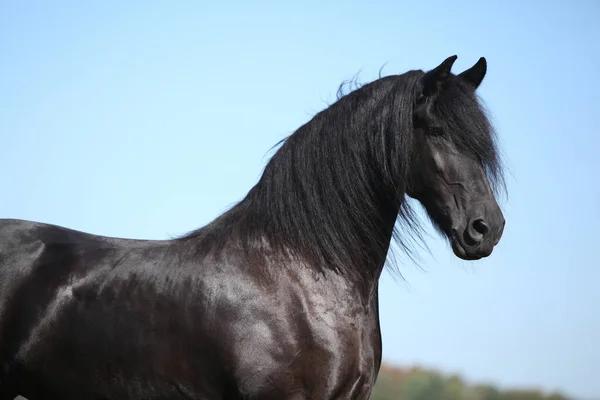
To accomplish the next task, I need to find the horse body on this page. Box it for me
[0,219,381,399]
[0,55,506,399]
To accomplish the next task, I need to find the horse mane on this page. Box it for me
[178,68,505,284]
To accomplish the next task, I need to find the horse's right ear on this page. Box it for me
[419,55,458,98]
[458,57,487,89]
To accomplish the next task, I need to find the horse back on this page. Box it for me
[0,219,256,398]
[0,218,381,399]
[0,218,151,307]
[0,219,191,397]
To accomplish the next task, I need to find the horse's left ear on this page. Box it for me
[458,57,487,89]
[420,55,458,98]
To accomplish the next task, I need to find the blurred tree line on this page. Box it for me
[370,364,572,400]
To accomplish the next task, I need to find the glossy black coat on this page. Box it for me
[0,219,382,399]
[0,56,505,399]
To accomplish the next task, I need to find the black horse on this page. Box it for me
[0,55,505,399]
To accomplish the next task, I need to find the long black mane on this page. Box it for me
[179,69,504,283]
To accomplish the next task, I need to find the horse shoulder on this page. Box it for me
[223,261,381,399]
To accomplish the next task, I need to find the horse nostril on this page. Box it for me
[472,219,489,236]
[464,218,490,247]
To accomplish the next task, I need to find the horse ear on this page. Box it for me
[458,57,487,89]
[420,55,458,98]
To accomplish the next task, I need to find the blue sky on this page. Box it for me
[1,0,598,398]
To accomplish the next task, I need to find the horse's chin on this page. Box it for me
[449,233,492,261]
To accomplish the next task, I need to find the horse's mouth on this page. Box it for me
[449,232,489,261]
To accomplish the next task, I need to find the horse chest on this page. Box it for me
[220,269,382,399]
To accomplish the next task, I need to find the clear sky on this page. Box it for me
[1,0,598,398]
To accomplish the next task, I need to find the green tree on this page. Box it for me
[370,373,399,400]
[370,363,575,400]
[443,375,467,400]
[546,393,571,400]
[503,390,546,400]
[473,384,503,400]
[402,371,445,400]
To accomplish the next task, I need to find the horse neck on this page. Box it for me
[242,87,409,290]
